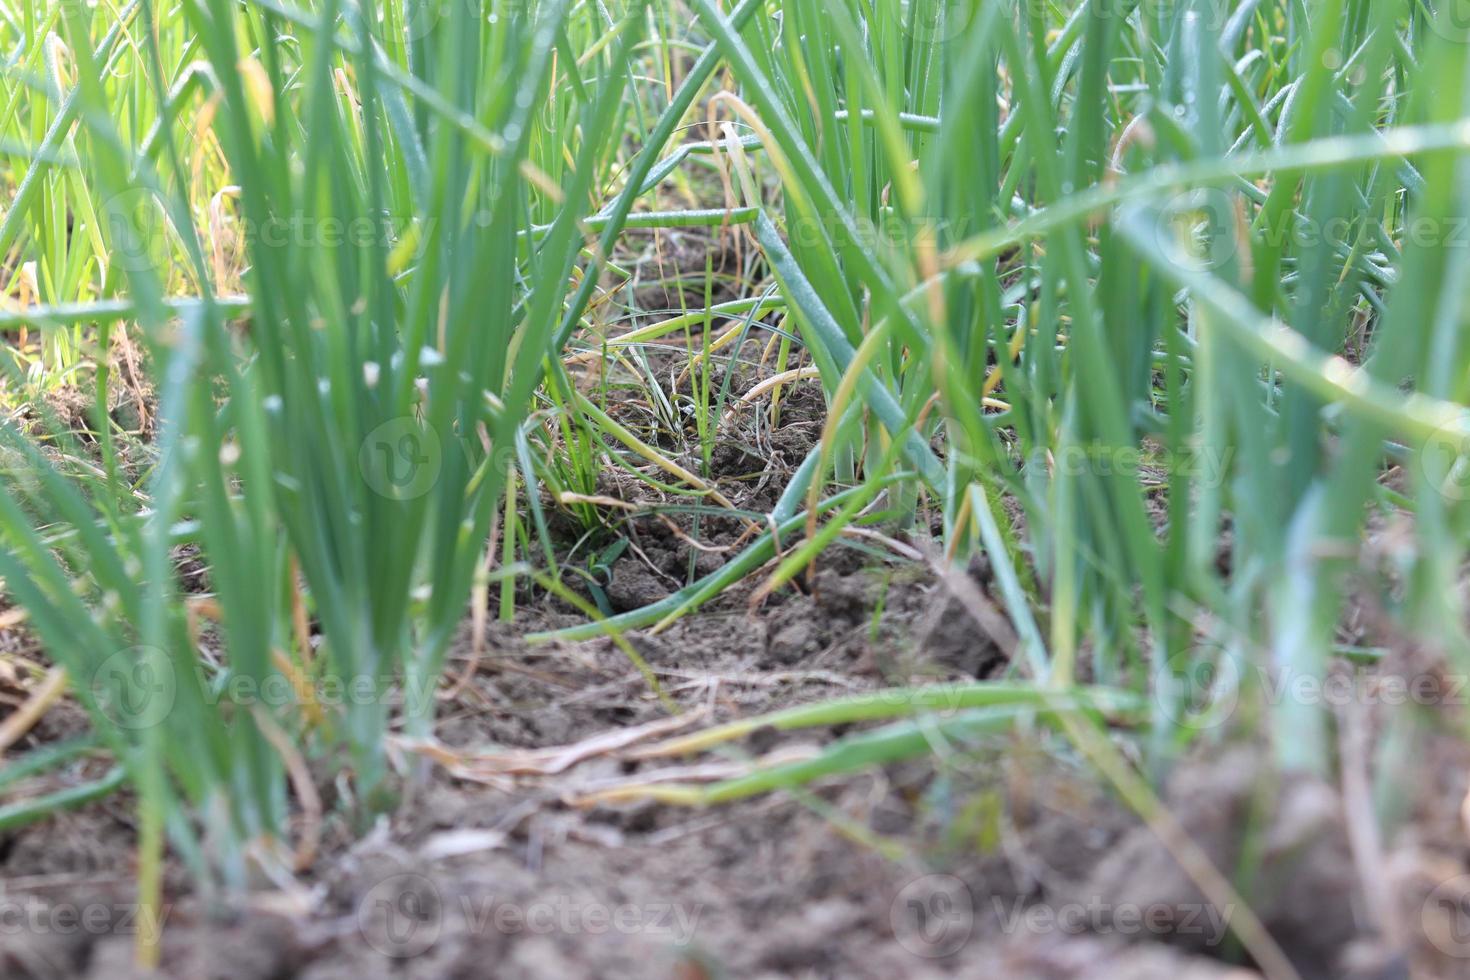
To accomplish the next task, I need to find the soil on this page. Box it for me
[10,523,1470,980]
[7,336,1470,980]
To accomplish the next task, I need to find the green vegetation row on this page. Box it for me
[2,1,1468,970]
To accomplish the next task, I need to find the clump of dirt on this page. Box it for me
[1082,747,1360,978]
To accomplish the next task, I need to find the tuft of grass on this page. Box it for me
[1,0,654,898]
[674,0,1470,777]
